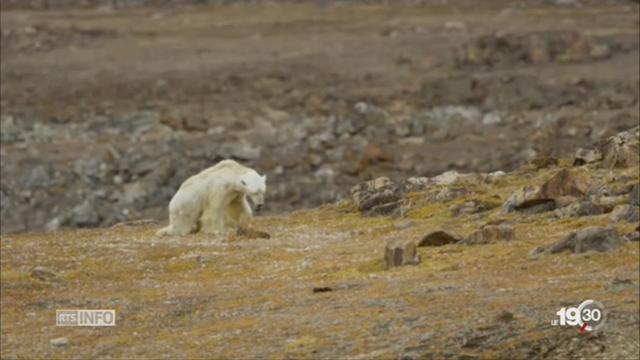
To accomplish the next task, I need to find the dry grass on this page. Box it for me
[1,165,639,359]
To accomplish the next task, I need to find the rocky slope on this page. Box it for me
[1,1,639,233]
[1,127,638,359]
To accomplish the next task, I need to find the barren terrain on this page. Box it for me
[1,1,640,359]
[1,0,639,233]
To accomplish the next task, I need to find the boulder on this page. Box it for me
[503,169,591,213]
[554,201,603,218]
[463,223,515,245]
[452,200,499,216]
[609,205,640,223]
[533,227,623,255]
[573,147,603,166]
[385,239,420,269]
[417,230,462,247]
[351,177,402,215]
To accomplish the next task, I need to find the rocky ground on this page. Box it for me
[1,126,639,359]
[1,0,639,233]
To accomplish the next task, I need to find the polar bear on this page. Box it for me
[157,160,266,236]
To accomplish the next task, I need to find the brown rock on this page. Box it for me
[463,224,515,245]
[418,230,462,247]
[385,239,420,269]
[538,169,591,199]
[503,169,591,213]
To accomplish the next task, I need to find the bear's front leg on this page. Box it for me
[199,194,228,235]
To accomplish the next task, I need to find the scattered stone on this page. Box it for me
[503,169,590,213]
[385,239,420,268]
[573,147,603,165]
[71,199,101,228]
[554,201,603,218]
[31,266,57,281]
[417,230,462,247]
[50,337,69,347]
[237,228,271,239]
[452,200,498,216]
[111,219,158,228]
[312,287,333,293]
[218,142,262,160]
[463,224,515,245]
[593,195,630,212]
[623,231,640,242]
[394,221,416,231]
[600,126,639,168]
[456,31,615,68]
[351,177,402,215]
[538,168,591,199]
[609,204,640,223]
[431,170,463,186]
[495,310,515,323]
[534,227,623,255]
[529,156,559,170]
[481,111,502,125]
[630,184,639,206]
[432,187,468,202]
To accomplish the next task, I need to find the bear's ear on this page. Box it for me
[262,175,267,181]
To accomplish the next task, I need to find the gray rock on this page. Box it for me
[541,227,623,254]
[573,147,603,165]
[610,204,640,223]
[71,199,101,227]
[351,177,402,215]
[385,239,420,269]
[31,266,57,281]
[554,201,603,218]
[218,142,261,160]
[623,231,640,242]
[50,337,69,347]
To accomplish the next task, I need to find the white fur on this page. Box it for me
[157,160,266,236]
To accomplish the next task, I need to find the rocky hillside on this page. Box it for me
[1,127,638,359]
[2,1,639,233]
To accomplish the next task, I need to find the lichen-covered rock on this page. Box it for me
[417,230,462,247]
[463,223,515,245]
[351,177,402,215]
[452,200,499,216]
[600,126,639,168]
[503,169,591,213]
[554,201,603,218]
[532,227,623,255]
[609,204,640,223]
[573,147,603,166]
[384,239,420,269]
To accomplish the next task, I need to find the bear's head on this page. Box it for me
[238,171,267,211]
